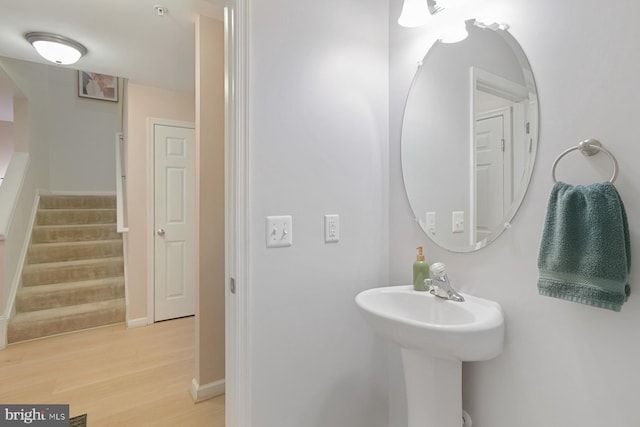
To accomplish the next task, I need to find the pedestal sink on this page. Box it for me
[356,285,505,427]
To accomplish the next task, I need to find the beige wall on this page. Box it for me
[125,15,224,393]
[125,84,195,321]
[195,16,225,388]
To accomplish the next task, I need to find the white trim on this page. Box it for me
[1,191,40,349]
[126,317,148,329]
[473,67,529,102]
[122,232,130,324]
[225,1,250,426]
[115,132,128,233]
[0,153,30,241]
[146,118,196,325]
[189,378,225,403]
[0,316,6,349]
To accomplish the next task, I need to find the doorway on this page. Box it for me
[152,121,196,321]
[474,108,510,242]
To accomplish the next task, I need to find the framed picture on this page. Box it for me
[78,71,118,102]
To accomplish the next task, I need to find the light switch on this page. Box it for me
[324,214,339,243]
[266,215,292,248]
[452,211,464,233]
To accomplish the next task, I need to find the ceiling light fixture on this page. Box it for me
[25,32,87,65]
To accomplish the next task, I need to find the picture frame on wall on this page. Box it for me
[78,71,118,102]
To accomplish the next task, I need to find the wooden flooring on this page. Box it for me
[0,316,224,426]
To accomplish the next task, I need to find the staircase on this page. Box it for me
[8,195,125,343]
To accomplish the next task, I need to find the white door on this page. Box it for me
[154,123,196,321]
[475,112,506,242]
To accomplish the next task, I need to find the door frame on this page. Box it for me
[147,117,196,325]
[469,67,528,247]
[224,0,251,425]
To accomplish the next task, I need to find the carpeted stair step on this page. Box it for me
[31,224,121,244]
[22,257,124,287]
[7,299,126,343]
[27,240,124,264]
[36,209,116,226]
[15,277,125,312]
[39,195,116,209]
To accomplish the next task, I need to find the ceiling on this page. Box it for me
[0,0,224,94]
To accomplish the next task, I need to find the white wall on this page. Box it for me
[46,66,119,193]
[0,120,14,180]
[248,0,390,425]
[0,57,119,193]
[390,1,640,426]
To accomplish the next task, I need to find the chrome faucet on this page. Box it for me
[424,262,465,302]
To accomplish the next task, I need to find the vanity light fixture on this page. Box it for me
[439,18,469,43]
[398,0,431,27]
[398,0,470,43]
[25,32,87,65]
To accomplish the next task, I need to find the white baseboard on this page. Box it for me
[127,317,148,328]
[0,316,6,349]
[189,378,225,403]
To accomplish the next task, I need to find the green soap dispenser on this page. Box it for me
[413,246,429,291]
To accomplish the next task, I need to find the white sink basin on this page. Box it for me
[356,285,505,427]
[355,285,504,360]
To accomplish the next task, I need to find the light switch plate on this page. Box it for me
[452,211,464,233]
[426,212,436,235]
[266,215,292,248]
[324,214,339,243]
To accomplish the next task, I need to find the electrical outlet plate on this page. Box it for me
[266,215,292,248]
[324,214,339,243]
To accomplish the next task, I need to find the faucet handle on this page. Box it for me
[430,262,447,277]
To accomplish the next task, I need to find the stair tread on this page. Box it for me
[39,195,117,210]
[10,299,125,324]
[30,239,122,247]
[18,277,125,295]
[23,256,124,270]
[29,239,123,249]
[38,208,116,212]
[33,222,116,230]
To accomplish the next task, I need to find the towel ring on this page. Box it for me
[551,139,618,183]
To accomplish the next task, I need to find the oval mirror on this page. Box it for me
[401,20,539,252]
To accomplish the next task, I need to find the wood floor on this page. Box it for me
[0,316,224,426]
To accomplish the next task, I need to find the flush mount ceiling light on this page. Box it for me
[25,32,87,65]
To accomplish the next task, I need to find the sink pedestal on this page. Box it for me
[355,286,504,427]
[401,349,462,427]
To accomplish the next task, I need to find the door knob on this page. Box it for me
[157,228,166,236]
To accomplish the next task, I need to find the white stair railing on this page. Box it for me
[115,132,128,233]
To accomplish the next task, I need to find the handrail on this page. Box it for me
[115,132,128,233]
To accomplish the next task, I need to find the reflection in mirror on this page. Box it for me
[401,20,538,252]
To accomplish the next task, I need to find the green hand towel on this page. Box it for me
[537,181,631,311]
